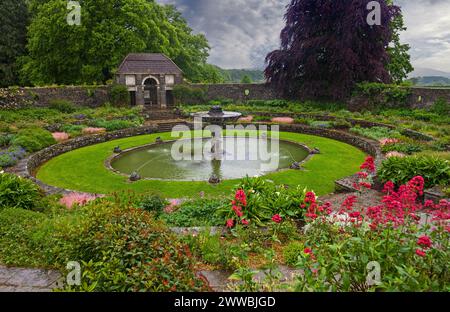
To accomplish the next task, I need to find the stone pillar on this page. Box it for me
[159,74,167,108]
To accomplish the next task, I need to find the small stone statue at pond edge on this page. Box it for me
[129,171,141,182]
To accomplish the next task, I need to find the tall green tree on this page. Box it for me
[22,0,218,85]
[0,0,29,87]
[386,0,413,83]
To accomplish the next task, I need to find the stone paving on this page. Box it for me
[198,266,303,292]
[0,265,61,292]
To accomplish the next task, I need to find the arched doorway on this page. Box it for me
[143,76,159,107]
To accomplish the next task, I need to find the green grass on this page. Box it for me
[36,131,366,198]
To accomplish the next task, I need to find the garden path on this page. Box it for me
[0,265,61,292]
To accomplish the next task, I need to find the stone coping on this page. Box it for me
[8,123,383,195]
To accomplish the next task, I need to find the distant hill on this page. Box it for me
[217,68,265,83]
[409,76,450,86]
[410,67,450,79]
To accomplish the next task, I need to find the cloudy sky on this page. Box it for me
[158,0,450,73]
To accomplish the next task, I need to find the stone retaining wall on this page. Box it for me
[0,86,110,109]
[1,84,448,111]
[190,83,281,103]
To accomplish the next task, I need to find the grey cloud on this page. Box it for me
[159,0,450,72]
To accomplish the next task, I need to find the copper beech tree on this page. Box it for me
[265,0,401,100]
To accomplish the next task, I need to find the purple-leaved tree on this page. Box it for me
[265,0,401,100]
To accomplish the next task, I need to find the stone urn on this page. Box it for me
[208,174,221,184]
[311,148,321,155]
[129,171,141,182]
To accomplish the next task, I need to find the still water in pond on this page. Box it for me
[111,137,309,181]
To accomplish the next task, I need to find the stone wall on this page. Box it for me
[190,83,281,103]
[408,87,450,109]
[1,84,449,110]
[0,86,110,109]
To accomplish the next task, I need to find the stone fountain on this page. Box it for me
[191,106,242,124]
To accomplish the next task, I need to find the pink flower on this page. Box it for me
[360,156,375,173]
[272,214,282,223]
[241,219,249,225]
[415,249,426,257]
[226,219,234,228]
[59,192,102,209]
[417,235,432,249]
[52,132,70,142]
[386,151,406,158]
[304,248,313,254]
[305,192,316,204]
[379,138,399,146]
[82,127,106,135]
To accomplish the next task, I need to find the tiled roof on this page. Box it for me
[117,53,183,74]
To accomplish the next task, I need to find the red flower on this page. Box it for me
[241,219,249,225]
[349,211,361,218]
[235,189,247,206]
[417,235,432,249]
[304,248,312,254]
[360,156,375,173]
[383,181,395,194]
[415,249,426,257]
[232,205,243,217]
[226,219,234,228]
[272,214,282,223]
[305,191,316,204]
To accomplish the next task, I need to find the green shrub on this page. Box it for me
[89,118,141,131]
[138,195,166,215]
[109,84,130,107]
[354,82,410,109]
[173,84,206,105]
[159,199,225,227]
[61,124,86,137]
[332,119,352,129]
[217,177,308,226]
[382,142,424,155]
[0,173,42,211]
[309,120,333,128]
[11,128,56,152]
[431,98,449,115]
[49,99,76,113]
[377,156,450,188]
[0,207,47,266]
[350,126,402,140]
[0,146,27,168]
[283,241,304,266]
[54,197,207,292]
[0,133,15,147]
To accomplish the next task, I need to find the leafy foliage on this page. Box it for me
[159,198,225,227]
[217,177,308,226]
[11,127,56,152]
[109,84,129,107]
[265,0,401,100]
[22,0,216,85]
[172,84,206,104]
[378,156,450,188]
[0,173,42,211]
[0,0,29,87]
[138,194,167,216]
[350,126,401,140]
[49,99,76,113]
